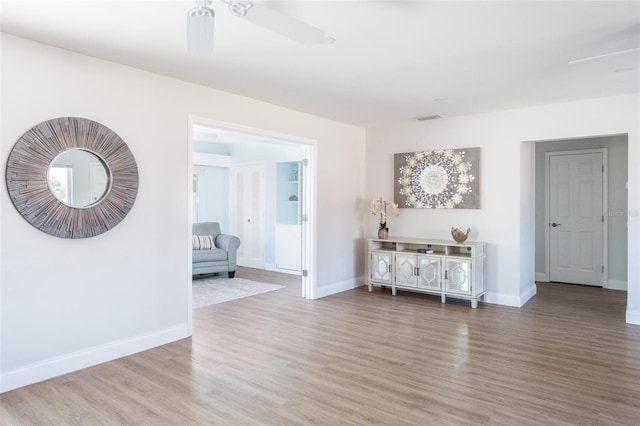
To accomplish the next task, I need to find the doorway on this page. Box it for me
[188,117,315,303]
[534,135,628,290]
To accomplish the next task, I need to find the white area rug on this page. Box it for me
[192,277,285,309]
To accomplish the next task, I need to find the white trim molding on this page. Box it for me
[313,277,365,299]
[627,310,640,325]
[192,152,232,168]
[607,280,627,291]
[1,324,190,393]
[534,276,627,291]
[535,272,549,282]
[265,263,302,276]
[485,284,537,308]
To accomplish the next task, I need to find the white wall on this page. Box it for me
[365,94,639,322]
[0,34,366,391]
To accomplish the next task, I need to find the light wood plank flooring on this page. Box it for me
[2,274,639,425]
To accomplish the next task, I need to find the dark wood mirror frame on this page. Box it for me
[6,117,139,239]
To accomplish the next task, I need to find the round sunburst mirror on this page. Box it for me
[5,117,139,239]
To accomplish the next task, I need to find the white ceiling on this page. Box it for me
[2,0,639,127]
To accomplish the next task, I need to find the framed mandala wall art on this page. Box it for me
[394,148,480,209]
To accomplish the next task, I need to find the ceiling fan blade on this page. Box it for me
[187,4,215,54]
[226,1,329,46]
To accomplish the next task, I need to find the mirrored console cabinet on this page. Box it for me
[366,237,487,308]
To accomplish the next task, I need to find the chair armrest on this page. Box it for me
[216,234,240,271]
[216,234,240,252]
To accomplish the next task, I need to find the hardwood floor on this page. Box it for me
[235,266,303,295]
[2,278,639,425]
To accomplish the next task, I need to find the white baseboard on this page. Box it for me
[313,276,365,299]
[607,280,627,291]
[535,273,625,291]
[627,310,640,325]
[484,292,522,307]
[535,272,548,282]
[237,258,265,269]
[484,284,537,308]
[520,284,537,306]
[264,263,302,276]
[1,323,190,393]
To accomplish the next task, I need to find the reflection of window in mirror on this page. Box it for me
[49,164,72,204]
[48,149,109,208]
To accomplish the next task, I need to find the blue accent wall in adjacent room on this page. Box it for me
[198,166,229,233]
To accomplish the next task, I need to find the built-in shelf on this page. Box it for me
[277,161,302,225]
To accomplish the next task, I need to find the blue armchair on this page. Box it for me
[192,222,241,278]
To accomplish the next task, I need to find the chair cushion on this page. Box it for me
[192,248,228,263]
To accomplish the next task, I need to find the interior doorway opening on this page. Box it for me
[533,134,628,291]
[188,117,316,311]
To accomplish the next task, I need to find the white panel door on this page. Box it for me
[549,153,603,286]
[231,164,265,269]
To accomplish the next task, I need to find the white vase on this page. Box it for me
[378,228,389,239]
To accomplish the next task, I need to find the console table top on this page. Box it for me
[368,236,485,247]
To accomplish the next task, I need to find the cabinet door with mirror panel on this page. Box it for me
[444,258,472,295]
[370,251,392,284]
[417,256,442,291]
[395,254,418,288]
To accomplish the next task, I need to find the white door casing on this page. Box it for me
[191,167,205,223]
[230,163,266,269]
[299,154,312,298]
[548,151,605,286]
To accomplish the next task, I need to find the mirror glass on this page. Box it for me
[48,149,111,208]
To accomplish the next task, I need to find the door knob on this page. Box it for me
[551,222,561,227]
